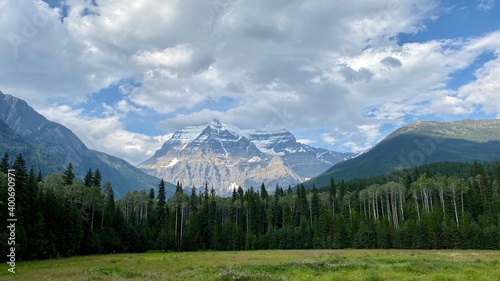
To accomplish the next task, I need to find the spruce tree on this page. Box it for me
[93,169,102,188]
[175,181,183,193]
[157,179,166,223]
[36,171,43,183]
[62,162,75,185]
[84,168,93,187]
[147,188,156,227]
[0,152,9,173]
[12,154,28,224]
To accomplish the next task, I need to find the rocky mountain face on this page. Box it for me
[307,119,500,187]
[138,120,354,195]
[0,91,173,197]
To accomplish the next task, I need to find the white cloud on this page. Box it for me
[2,0,500,161]
[38,105,170,165]
[115,100,143,115]
[322,133,337,145]
[297,139,315,146]
[459,54,500,115]
[133,45,194,68]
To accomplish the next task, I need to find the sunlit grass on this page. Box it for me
[1,250,499,281]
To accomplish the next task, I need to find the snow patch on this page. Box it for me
[248,156,262,163]
[166,158,179,168]
[251,139,285,156]
[229,182,240,191]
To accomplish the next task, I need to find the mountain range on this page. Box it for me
[3,91,500,197]
[0,91,174,197]
[307,119,500,187]
[138,120,355,195]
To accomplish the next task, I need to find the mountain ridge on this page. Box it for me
[139,119,354,194]
[0,91,174,197]
[306,119,500,187]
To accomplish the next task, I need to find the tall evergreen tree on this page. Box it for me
[157,179,167,223]
[62,162,75,185]
[175,181,183,193]
[36,171,43,183]
[93,169,102,188]
[84,168,94,187]
[0,152,9,173]
[12,154,28,224]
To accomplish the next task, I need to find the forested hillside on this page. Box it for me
[1,153,499,262]
[309,119,500,186]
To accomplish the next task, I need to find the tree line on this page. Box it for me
[0,153,499,261]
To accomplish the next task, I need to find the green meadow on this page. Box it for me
[1,250,499,281]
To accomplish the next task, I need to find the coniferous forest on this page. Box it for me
[1,152,499,262]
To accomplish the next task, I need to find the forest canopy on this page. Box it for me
[1,152,499,261]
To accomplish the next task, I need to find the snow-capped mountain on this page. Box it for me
[138,120,354,195]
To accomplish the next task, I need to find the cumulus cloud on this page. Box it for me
[297,139,315,146]
[380,56,403,68]
[38,104,171,165]
[459,54,500,115]
[1,0,500,161]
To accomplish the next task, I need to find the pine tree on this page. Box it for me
[36,171,43,183]
[12,154,28,225]
[296,184,308,226]
[157,179,167,223]
[62,163,75,185]
[146,188,156,228]
[84,168,93,187]
[175,181,183,193]
[310,185,320,227]
[260,182,268,201]
[0,152,9,173]
[93,169,102,188]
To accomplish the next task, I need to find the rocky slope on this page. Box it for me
[0,91,174,197]
[138,120,354,195]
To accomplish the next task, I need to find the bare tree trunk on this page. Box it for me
[414,193,421,222]
[452,187,459,229]
[386,192,391,223]
[399,190,404,221]
[439,187,445,218]
[461,191,464,214]
[391,190,398,229]
[429,189,434,212]
[368,198,372,221]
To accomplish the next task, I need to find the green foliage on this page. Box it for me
[62,162,74,185]
[2,155,499,264]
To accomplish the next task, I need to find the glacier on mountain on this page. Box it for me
[138,120,354,195]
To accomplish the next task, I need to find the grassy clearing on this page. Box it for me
[1,250,499,281]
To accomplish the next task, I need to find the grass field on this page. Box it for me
[1,250,499,280]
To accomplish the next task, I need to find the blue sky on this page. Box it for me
[1,0,499,165]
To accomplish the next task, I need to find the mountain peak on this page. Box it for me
[208,119,223,128]
[140,122,355,194]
